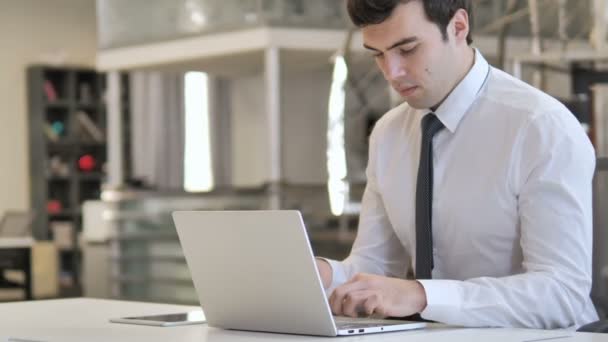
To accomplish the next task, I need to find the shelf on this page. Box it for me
[48,211,76,219]
[77,141,106,147]
[29,66,124,293]
[47,140,78,148]
[48,208,82,217]
[45,100,70,108]
[76,101,99,107]
[96,27,365,76]
[49,140,107,149]
[77,172,105,180]
[59,248,78,254]
[47,175,71,181]
[75,102,100,111]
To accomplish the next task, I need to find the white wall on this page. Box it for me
[0,0,97,215]
[229,65,332,187]
[280,67,331,184]
[230,73,271,187]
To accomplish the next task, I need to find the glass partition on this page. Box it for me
[97,0,348,49]
[104,189,267,304]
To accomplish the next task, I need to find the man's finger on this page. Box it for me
[329,278,372,315]
[363,293,385,318]
[363,293,380,317]
[342,290,372,318]
[329,287,345,316]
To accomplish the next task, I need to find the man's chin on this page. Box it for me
[402,97,429,110]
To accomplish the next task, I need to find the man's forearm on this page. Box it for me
[315,258,333,290]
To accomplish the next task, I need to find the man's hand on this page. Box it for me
[315,258,333,290]
[329,273,427,318]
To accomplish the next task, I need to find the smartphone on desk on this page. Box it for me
[110,310,206,327]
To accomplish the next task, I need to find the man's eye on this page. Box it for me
[399,47,416,56]
[373,53,384,59]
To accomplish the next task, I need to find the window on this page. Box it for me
[184,72,213,192]
[327,56,349,215]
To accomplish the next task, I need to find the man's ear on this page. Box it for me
[450,8,470,43]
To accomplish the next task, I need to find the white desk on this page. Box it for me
[0,238,34,248]
[0,298,606,342]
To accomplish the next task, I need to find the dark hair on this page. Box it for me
[347,0,474,45]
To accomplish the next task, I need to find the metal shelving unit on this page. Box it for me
[27,66,108,295]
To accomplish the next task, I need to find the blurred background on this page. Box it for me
[1,0,608,319]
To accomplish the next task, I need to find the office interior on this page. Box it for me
[2,0,608,333]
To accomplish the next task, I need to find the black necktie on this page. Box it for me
[415,113,444,279]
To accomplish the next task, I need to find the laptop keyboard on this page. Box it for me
[334,317,403,329]
[337,322,389,329]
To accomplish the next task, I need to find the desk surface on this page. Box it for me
[0,298,606,342]
[0,238,33,248]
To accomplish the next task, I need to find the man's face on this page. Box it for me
[361,1,459,109]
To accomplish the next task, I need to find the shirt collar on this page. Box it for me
[417,48,490,133]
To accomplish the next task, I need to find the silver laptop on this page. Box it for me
[172,210,426,336]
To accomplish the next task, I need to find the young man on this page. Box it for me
[316,0,598,329]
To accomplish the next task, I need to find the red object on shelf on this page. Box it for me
[43,80,58,102]
[47,200,62,214]
[78,154,96,172]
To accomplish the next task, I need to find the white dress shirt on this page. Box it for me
[323,49,598,329]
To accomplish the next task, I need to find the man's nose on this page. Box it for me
[384,56,406,80]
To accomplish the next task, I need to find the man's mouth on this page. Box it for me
[396,85,418,97]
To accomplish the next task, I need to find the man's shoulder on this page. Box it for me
[484,67,589,145]
[370,101,411,138]
[483,67,567,117]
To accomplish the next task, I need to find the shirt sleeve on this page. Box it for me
[419,109,598,329]
[320,124,410,295]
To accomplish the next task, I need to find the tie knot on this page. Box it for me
[421,113,444,138]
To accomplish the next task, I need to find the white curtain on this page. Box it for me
[130,71,185,190]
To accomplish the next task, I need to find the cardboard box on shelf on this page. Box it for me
[50,221,74,250]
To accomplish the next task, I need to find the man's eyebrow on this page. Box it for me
[363,36,418,52]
